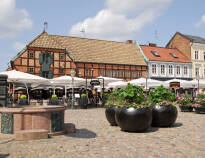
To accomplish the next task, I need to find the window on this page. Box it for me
[28,52,34,59]
[106,69,112,77]
[99,69,105,76]
[28,67,34,73]
[152,64,156,74]
[151,51,160,57]
[131,71,137,78]
[169,53,178,58]
[195,51,199,60]
[176,66,180,75]
[118,70,124,78]
[85,69,93,77]
[113,70,118,78]
[59,68,64,74]
[160,65,165,75]
[137,71,141,78]
[43,72,49,78]
[59,54,65,61]
[195,68,199,78]
[169,65,173,75]
[184,66,188,76]
[125,71,131,78]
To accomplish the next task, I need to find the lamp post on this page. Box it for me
[196,74,200,95]
[145,71,149,97]
[71,69,75,109]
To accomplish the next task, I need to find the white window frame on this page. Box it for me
[184,66,188,77]
[195,51,199,60]
[28,67,34,73]
[176,65,181,76]
[168,65,173,76]
[195,67,200,78]
[152,64,157,75]
[160,64,165,76]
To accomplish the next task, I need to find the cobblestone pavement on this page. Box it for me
[0,108,205,158]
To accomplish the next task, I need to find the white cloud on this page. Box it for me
[195,14,205,28]
[69,0,172,41]
[13,42,26,51]
[0,0,33,39]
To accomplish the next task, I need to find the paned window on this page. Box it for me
[169,65,173,75]
[28,67,34,73]
[176,66,181,75]
[118,70,124,78]
[184,66,188,76]
[160,65,165,75]
[125,71,130,78]
[106,69,112,77]
[59,68,64,74]
[152,64,156,74]
[99,69,105,76]
[28,52,34,59]
[195,51,199,60]
[195,67,199,78]
[85,69,92,77]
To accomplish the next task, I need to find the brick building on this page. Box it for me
[9,32,147,80]
[166,32,205,79]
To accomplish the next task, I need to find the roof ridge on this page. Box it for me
[49,34,136,45]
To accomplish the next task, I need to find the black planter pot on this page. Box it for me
[115,107,152,132]
[152,105,178,127]
[179,105,193,112]
[194,107,205,114]
[49,98,59,105]
[105,106,118,126]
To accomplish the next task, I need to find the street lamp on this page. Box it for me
[71,69,75,109]
[196,74,200,95]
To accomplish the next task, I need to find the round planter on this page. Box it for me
[152,105,178,127]
[179,105,193,112]
[115,107,152,132]
[194,107,205,114]
[105,106,118,126]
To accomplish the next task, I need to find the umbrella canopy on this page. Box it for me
[164,79,195,88]
[107,81,128,89]
[129,78,163,88]
[0,70,48,83]
[49,75,85,86]
[189,79,205,88]
[97,76,123,83]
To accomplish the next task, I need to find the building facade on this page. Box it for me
[9,32,147,80]
[166,32,205,79]
[137,43,192,80]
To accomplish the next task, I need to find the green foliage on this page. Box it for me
[52,94,57,98]
[81,93,87,97]
[106,84,150,109]
[177,94,192,106]
[20,95,27,99]
[196,94,205,99]
[193,98,205,108]
[148,85,176,104]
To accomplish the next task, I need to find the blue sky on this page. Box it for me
[0,0,205,71]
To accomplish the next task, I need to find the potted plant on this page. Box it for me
[148,85,178,127]
[114,84,152,132]
[78,93,88,109]
[49,94,59,105]
[105,90,121,126]
[18,94,28,105]
[192,94,205,114]
[177,94,193,112]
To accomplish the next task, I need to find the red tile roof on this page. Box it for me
[140,45,191,63]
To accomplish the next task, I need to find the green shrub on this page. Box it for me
[20,95,27,99]
[148,85,176,105]
[197,94,205,99]
[52,94,57,98]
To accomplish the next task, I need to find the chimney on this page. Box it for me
[126,40,133,44]
[149,43,157,47]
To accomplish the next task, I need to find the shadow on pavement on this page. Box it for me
[170,122,183,128]
[0,154,10,158]
[65,128,97,139]
[121,127,159,133]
